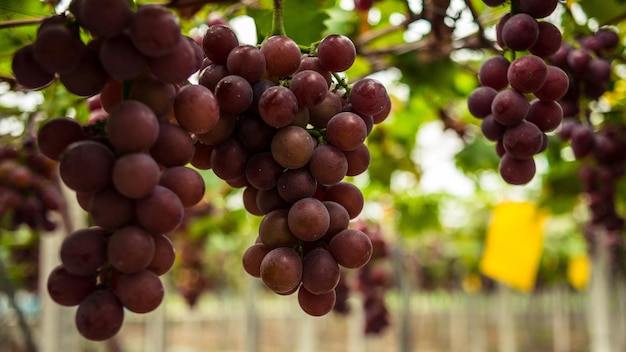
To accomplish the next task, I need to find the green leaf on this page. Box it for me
[248,0,334,46]
[577,0,626,24]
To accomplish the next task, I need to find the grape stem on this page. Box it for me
[332,72,351,93]
[269,0,286,37]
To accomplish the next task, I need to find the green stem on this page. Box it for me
[510,0,520,15]
[270,0,286,37]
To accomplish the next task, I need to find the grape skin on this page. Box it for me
[75,290,125,341]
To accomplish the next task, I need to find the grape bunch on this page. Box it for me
[553,28,625,237]
[188,26,394,316]
[10,0,210,341]
[0,141,63,231]
[468,0,567,184]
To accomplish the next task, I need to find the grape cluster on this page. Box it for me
[199,26,392,316]
[554,28,625,236]
[0,142,63,231]
[10,0,209,341]
[469,0,567,184]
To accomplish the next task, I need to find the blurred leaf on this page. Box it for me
[455,136,500,175]
[577,0,626,23]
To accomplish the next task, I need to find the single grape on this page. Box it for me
[349,78,388,116]
[195,112,237,146]
[289,70,329,108]
[534,65,569,101]
[491,89,530,126]
[36,118,86,161]
[108,225,155,273]
[526,99,563,132]
[159,166,205,208]
[276,167,318,203]
[518,0,559,18]
[260,35,302,77]
[59,140,115,193]
[59,48,108,97]
[502,120,544,159]
[202,25,239,65]
[226,45,266,83]
[146,234,176,276]
[323,182,364,219]
[287,197,330,242]
[210,138,248,181]
[309,144,348,185]
[326,112,367,151]
[467,86,498,119]
[99,34,146,80]
[260,247,302,294]
[529,22,562,58]
[328,228,373,269]
[258,86,299,128]
[79,0,132,38]
[242,243,271,278]
[75,290,124,341]
[88,186,135,229]
[11,44,55,90]
[60,227,108,276]
[507,55,548,93]
[112,153,160,199]
[47,265,97,306]
[116,269,164,313]
[301,248,341,295]
[198,64,229,92]
[259,209,299,249]
[174,84,220,135]
[271,126,316,169]
[298,286,336,317]
[135,185,184,234]
[498,154,536,185]
[343,143,370,177]
[129,5,181,58]
[214,75,254,114]
[478,56,510,91]
[149,123,195,168]
[501,13,539,51]
[148,37,201,84]
[245,152,284,191]
[317,34,356,73]
[106,100,160,153]
[33,19,85,74]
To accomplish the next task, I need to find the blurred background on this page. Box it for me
[1,0,626,351]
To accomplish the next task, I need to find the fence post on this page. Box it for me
[552,286,570,352]
[587,238,613,352]
[496,284,516,352]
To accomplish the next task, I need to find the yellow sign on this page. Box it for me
[480,201,547,292]
[567,254,591,290]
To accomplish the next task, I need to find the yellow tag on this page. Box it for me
[479,201,547,292]
[567,254,591,291]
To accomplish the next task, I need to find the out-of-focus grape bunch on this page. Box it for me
[0,140,63,232]
[168,201,230,308]
[553,28,626,246]
[468,0,567,185]
[332,220,393,334]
